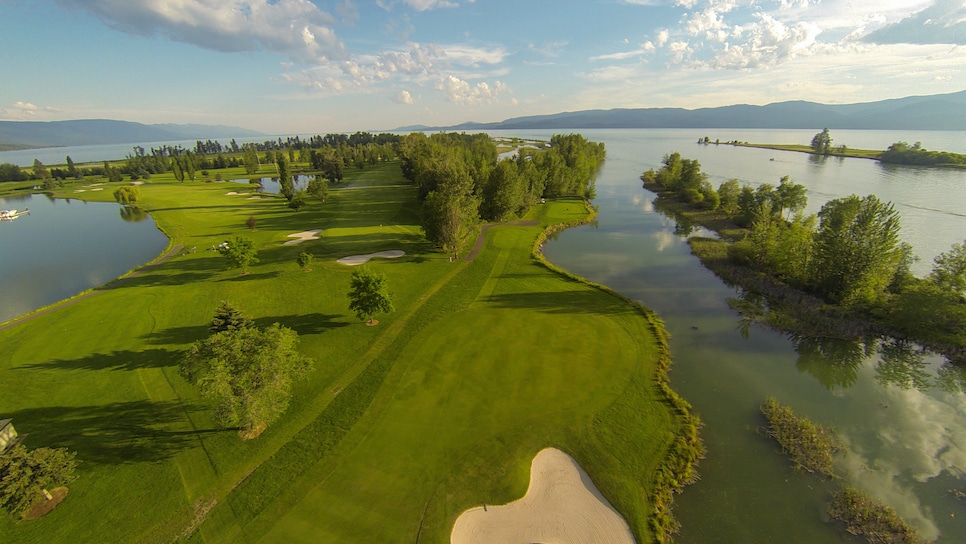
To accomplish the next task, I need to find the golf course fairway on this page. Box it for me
[0,161,695,544]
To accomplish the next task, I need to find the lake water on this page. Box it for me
[514,129,966,544]
[0,193,168,324]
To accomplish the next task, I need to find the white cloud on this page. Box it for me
[656,29,670,47]
[667,40,693,64]
[377,0,459,11]
[435,75,507,105]
[55,0,345,63]
[0,101,62,120]
[706,13,821,69]
[590,48,653,61]
[393,90,415,104]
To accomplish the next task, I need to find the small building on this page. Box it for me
[0,419,19,453]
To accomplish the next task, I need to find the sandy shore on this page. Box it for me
[283,229,323,245]
[450,448,635,544]
[336,250,405,265]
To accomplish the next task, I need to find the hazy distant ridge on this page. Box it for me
[399,90,966,132]
[0,119,264,148]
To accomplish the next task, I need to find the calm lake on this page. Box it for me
[2,129,964,541]
[515,128,966,544]
[0,193,168,324]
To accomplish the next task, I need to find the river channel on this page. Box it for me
[516,128,966,543]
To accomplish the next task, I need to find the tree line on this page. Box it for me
[642,153,966,353]
[398,132,605,258]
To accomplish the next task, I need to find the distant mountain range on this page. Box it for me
[0,119,264,149]
[397,90,966,132]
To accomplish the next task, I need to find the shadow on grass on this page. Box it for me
[19,348,179,372]
[7,400,222,465]
[216,271,281,282]
[141,325,210,346]
[253,313,349,335]
[484,290,633,315]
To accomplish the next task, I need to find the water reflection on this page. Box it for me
[119,206,148,222]
[876,340,931,392]
[791,334,870,390]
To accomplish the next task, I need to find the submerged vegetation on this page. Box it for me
[759,398,840,478]
[828,487,923,544]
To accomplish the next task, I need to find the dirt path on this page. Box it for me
[464,220,539,262]
[0,243,184,332]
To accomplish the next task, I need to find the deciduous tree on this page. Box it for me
[347,266,394,325]
[180,324,313,437]
[217,235,259,273]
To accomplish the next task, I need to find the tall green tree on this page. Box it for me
[307,176,328,203]
[482,159,524,221]
[0,445,78,517]
[276,153,293,200]
[347,266,395,325]
[810,195,904,305]
[931,240,966,298]
[66,155,81,180]
[217,235,259,273]
[180,324,313,437]
[775,176,808,220]
[242,146,260,176]
[810,128,832,156]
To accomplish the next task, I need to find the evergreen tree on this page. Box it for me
[209,300,253,333]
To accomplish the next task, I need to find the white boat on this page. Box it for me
[0,208,28,221]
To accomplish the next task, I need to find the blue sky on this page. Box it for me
[1,0,964,134]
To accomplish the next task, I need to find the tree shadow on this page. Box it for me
[253,313,349,335]
[7,400,223,465]
[141,325,210,346]
[484,290,632,315]
[216,271,281,282]
[19,348,179,372]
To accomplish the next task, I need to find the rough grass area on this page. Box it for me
[1,162,689,544]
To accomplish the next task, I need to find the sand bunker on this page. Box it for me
[283,229,323,245]
[73,189,87,193]
[89,187,103,191]
[336,250,405,266]
[451,448,635,544]
[226,191,242,196]
[246,196,264,200]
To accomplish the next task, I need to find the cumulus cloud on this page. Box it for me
[863,0,966,45]
[55,0,345,63]
[435,75,507,105]
[393,90,415,104]
[707,13,821,69]
[590,48,653,61]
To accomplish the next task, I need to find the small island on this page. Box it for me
[698,129,966,168]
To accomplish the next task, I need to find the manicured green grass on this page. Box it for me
[1,164,683,544]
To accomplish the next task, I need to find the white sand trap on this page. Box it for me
[74,189,87,193]
[89,187,104,191]
[246,196,264,200]
[283,229,323,245]
[131,181,144,186]
[85,183,104,187]
[226,191,241,196]
[336,250,405,266]
[451,448,635,544]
